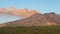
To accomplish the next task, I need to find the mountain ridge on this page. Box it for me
[0,12,60,27]
[0,8,60,27]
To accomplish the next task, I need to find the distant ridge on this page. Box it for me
[1,12,60,27]
[0,7,60,27]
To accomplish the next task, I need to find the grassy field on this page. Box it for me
[0,26,60,34]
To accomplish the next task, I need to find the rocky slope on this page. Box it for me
[1,12,60,27]
[0,7,60,26]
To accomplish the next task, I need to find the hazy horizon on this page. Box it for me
[0,14,20,24]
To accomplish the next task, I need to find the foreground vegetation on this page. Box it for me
[0,26,60,34]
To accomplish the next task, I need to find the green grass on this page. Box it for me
[0,26,60,34]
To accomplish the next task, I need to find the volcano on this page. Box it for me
[1,12,60,27]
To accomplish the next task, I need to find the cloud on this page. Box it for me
[0,8,7,13]
[0,7,38,18]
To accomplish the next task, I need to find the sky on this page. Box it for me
[0,0,60,24]
[0,14,20,24]
[0,0,60,14]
